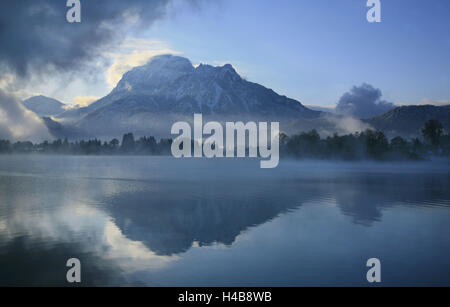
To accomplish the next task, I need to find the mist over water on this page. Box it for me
[0,156,449,286]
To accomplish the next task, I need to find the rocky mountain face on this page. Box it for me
[55,55,320,138]
[28,55,449,140]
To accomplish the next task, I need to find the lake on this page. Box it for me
[0,155,449,286]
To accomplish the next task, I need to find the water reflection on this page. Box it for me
[0,236,127,286]
[331,174,450,225]
[105,180,320,255]
[0,156,449,286]
[104,173,450,255]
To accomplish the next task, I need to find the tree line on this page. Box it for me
[0,133,173,155]
[281,119,450,160]
[0,120,449,160]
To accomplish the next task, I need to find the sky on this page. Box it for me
[1,0,449,108]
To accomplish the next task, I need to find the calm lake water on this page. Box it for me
[0,155,449,286]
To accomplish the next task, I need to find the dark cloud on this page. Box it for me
[336,83,396,119]
[0,0,194,77]
[0,0,207,140]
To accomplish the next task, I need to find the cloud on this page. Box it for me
[418,98,450,106]
[336,83,396,119]
[0,89,51,141]
[72,96,100,107]
[0,1,205,140]
[0,74,33,100]
[105,39,180,87]
[0,0,203,78]
[324,114,373,135]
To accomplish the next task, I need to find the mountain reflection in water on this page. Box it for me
[0,156,449,286]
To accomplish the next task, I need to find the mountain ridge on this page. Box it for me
[22,95,66,117]
[82,55,318,117]
[364,104,450,138]
[56,54,321,138]
[24,55,449,140]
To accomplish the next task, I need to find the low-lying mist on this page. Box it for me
[0,89,51,142]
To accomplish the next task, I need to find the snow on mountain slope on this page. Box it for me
[43,57,450,140]
[59,54,320,138]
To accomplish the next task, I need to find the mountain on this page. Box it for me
[46,55,450,140]
[57,55,321,138]
[42,117,89,140]
[22,95,66,117]
[364,105,450,138]
[306,105,335,113]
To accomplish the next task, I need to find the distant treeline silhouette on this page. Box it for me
[0,133,173,156]
[0,120,449,161]
[281,119,450,160]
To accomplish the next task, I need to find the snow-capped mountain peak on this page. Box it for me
[57,54,321,138]
[113,55,195,95]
